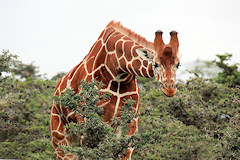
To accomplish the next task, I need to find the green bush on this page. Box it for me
[0,50,55,159]
[134,74,240,159]
[213,53,240,87]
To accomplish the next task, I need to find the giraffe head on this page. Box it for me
[153,30,180,97]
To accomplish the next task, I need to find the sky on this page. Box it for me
[0,0,240,79]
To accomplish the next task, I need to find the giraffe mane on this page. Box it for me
[107,20,154,50]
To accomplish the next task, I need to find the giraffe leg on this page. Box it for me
[51,105,78,160]
[124,117,139,160]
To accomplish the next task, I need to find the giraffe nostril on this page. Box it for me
[171,84,174,88]
[165,84,168,88]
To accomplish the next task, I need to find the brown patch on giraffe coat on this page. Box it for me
[106,54,119,77]
[119,79,137,94]
[103,27,115,43]
[102,95,117,122]
[148,63,154,77]
[86,57,95,73]
[51,114,60,131]
[116,41,123,58]
[132,59,141,70]
[106,32,123,52]
[143,60,148,67]
[119,58,127,71]
[70,65,87,91]
[142,67,149,77]
[94,48,107,69]
[110,81,118,92]
[124,41,134,61]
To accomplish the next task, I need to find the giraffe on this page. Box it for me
[50,21,180,160]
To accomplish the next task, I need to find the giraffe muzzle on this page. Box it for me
[161,80,177,97]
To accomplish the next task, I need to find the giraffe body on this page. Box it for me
[50,21,180,160]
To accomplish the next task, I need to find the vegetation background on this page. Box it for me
[0,50,239,159]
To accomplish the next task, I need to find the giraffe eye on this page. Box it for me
[142,50,149,58]
[176,63,180,69]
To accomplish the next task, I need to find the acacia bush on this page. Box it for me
[0,50,55,159]
[134,77,239,159]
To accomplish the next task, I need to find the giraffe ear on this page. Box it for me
[136,48,155,61]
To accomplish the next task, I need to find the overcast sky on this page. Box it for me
[1,0,239,78]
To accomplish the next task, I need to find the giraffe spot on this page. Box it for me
[119,58,127,71]
[86,57,95,73]
[148,63,154,77]
[116,41,123,58]
[94,48,107,69]
[51,114,60,131]
[119,80,137,94]
[142,67,149,77]
[106,33,123,52]
[143,60,148,67]
[103,27,116,43]
[132,59,141,70]
[124,41,134,61]
[73,66,87,87]
[51,105,59,114]
[110,81,118,92]
[106,54,119,77]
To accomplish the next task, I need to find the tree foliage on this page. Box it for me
[213,53,240,87]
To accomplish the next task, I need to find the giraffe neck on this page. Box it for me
[83,26,155,85]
